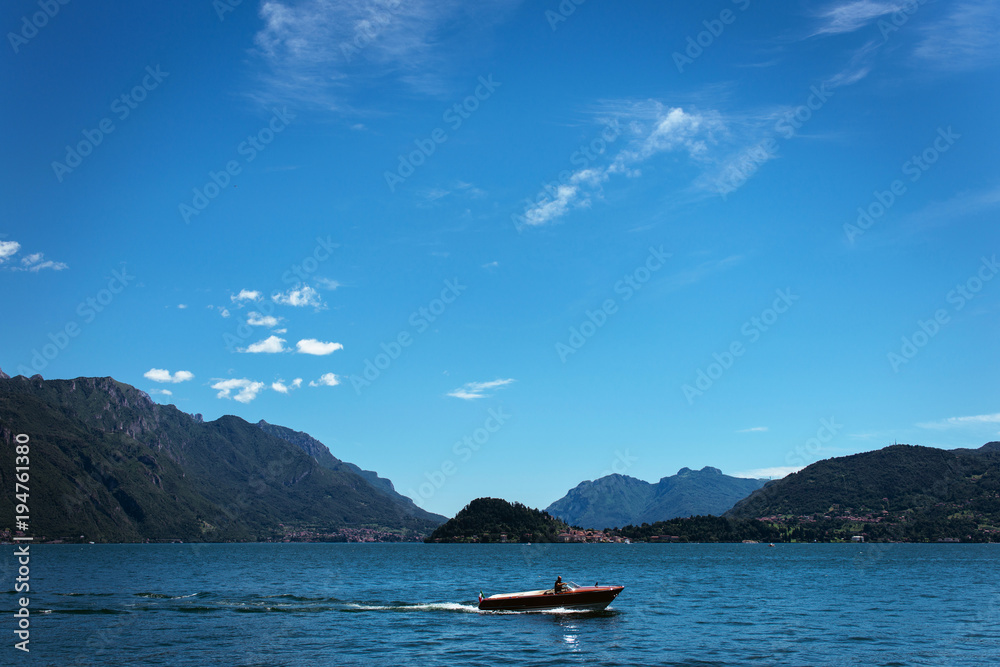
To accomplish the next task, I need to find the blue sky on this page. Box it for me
[3,0,999,518]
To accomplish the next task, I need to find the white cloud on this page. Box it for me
[913,1,1000,71]
[917,413,1000,429]
[482,261,499,270]
[212,378,266,403]
[517,104,728,227]
[272,285,324,308]
[232,289,262,302]
[296,338,343,355]
[732,466,804,479]
[143,368,195,383]
[177,304,188,309]
[242,335,288,353]
[253,0,519,107]
[150,389,173,396]
[19,252,68,272]
[812,1,905,36]
[272,378,303,394]
[0,241,20,262]
[737,426,769,433]
[220,307,231,318]
[0,242,67,271]
[309,373,341,387]
[247,311,281,327]
[447,378,515,400]
[314,277,341,290]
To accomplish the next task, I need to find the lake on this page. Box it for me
[3,543,998,665]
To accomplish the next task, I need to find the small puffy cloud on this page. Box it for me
[737,426,769,433]
[219,307,231,318]
[482,261,499,270]
[212,378,266,403]
[247,311,281,327]
[0,241,20,262]
[309,373,341,387]
[232,289,262,302]
[296,338,343,355]
[144,368,195,383]
[242,335,287,353]
[272,378,303,394]
[177,304,188,309]
[273,285,324,308]
[447,378,515,400]
[150,389,173,396]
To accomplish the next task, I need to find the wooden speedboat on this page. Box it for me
[478,581,624,612]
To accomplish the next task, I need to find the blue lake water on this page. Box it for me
[2,543,998,666]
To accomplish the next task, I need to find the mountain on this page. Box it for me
[256,420,446,525]
[726,443,1000,522]
[546,466,768,529]
[427,497,570,543]
[0,373,442,542]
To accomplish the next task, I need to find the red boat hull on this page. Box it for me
[478,586,624,612]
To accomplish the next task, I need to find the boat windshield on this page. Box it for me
[563,581,580,591]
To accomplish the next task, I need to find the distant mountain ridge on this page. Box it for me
[0,373,442,542]
[546,466,768,529]
[256,420,445,525]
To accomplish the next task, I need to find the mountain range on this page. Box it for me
[545,466,768,529]
[0,372,444,542]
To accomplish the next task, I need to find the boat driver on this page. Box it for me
[554,576,567,594]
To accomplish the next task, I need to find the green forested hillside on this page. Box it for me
[0,375,440,542]
[427,497,569,542]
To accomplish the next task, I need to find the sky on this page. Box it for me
[2,0,999,518]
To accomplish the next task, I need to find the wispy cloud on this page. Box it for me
[917,413,1000,429]
[447,377,515,400]
[212,378,266,403]
[314,277,341,290]
[913,1,1000,71]
[296,338,343,355]
[811,1,906,37]
[737,426,769,433]
[0,241,19,262]
[144,368,194,383]
[733,466,803,479]
[252,0,519,107]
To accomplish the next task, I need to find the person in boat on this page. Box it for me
[554,576,567,594]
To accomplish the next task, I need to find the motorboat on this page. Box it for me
[478,581,624,612]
